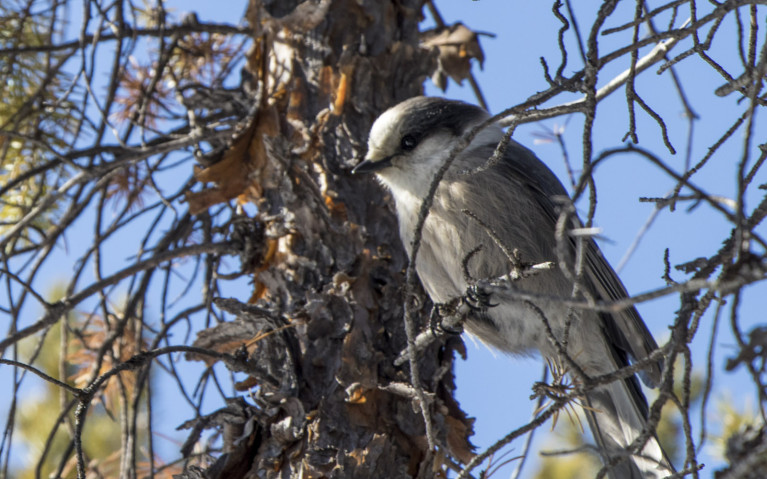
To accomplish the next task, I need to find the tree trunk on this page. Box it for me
[179,1,472,477]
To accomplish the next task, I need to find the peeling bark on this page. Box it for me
[178,1,473,477]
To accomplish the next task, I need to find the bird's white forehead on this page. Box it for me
[367,104,405,154]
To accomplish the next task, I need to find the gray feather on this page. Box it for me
[360,97,673,478]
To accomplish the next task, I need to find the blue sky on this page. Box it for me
[427,1,767,476]
[3,1,766,477]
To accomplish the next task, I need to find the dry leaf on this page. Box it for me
[445,415,475,464]
[421,23,486,91]
[235,375,259,391]
[186,105,280,214]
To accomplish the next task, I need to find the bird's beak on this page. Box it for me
[352,155,393,174]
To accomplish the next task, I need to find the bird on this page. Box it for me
[353,96,673,478]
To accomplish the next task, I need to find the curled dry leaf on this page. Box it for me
[185,105,280,214]
[420,22,486,91]
[444,415,475,465]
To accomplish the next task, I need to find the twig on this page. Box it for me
[0,22,252,56]
[0,243,234,354]
[510,364,549,479]
[0,359,80,395]
[499,18,691,128]
[455,398,570,479]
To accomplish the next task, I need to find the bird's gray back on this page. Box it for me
[413,132,661,383]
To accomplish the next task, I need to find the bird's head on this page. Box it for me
[352,97,496,193]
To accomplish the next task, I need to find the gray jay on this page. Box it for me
[353,97,673,478]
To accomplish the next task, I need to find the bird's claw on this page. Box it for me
[430,301,464,336]
[464,284,498,312]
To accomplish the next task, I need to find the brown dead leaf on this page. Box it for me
[421,23,486,91]
[235,375,259,391]
[445,415,475,464]
[186,105,280,214]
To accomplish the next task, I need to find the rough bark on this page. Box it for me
[178,1,472,477]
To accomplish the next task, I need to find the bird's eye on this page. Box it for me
[400,134,418,151]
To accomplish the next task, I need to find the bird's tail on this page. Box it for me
[583,377,674,479]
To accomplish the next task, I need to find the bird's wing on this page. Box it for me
[495,139,662,386]
[583,243,662,385]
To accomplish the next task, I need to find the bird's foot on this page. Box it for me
[462,284,498,324]
[464,284,498,312]
[430,299,464,336]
